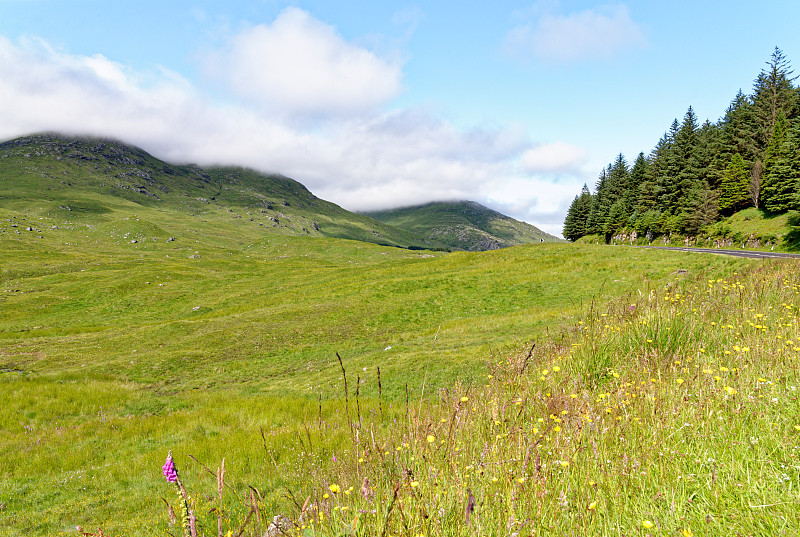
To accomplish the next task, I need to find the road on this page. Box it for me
[638,246,800,260]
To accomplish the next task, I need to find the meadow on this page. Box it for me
[2,201,796,536]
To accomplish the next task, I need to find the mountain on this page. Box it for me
[0,133,431,249]
[0,133,557,252]
[363,201,561,251]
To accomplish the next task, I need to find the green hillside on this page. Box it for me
[0,133,430,250]
[364,201,561,251]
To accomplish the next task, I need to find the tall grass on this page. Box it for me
[156,260,800,537]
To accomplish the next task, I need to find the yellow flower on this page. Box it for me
[460,396,469,402]
[588,501,597,510]
[793,425,800,431]
[676,378,684,385]
[682,529,693,537]
[642,520,655,529]
[517,477,526,484]
[329,484,340,494]
[410,481,419,488]
[427,434,436,443]
[725,386,737,396]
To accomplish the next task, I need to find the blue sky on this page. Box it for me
[1,1,799,236]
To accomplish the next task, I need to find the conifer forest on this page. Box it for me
[563,48,800,242]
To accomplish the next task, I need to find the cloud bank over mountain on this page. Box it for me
[0,8,593,236]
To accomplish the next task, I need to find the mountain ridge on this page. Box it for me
[363,200,561,251]
[0,133,556,251]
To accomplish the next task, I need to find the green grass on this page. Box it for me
[194,259,799,537]
[0,193,751,535]
[706,208,793,248]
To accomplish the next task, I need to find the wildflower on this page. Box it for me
[162,453,177,483]
[725,386,737,396]
[793,425,800,431]
[676,378,684,385]
[410,481,419,488]
[517,477,525,484]
[643,520,655,529]
[682,529,693,537]
[329,484,341,494]
[427,434,436,443]
[460,396,469,402]
[588,501,597,510]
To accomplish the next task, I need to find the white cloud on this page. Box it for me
[521,141,588,173]
[202,7,404,119]
[0,30,580,237]
[504,3,646,64]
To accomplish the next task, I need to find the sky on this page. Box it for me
[1,1,799,236]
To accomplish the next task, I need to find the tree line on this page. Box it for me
[563,47,800,242]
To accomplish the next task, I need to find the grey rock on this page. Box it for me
[264,515,292,537]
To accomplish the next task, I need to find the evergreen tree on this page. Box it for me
[652,121,679,213]
[761,113,800,212]
[587,168,611,236]
[682,182,719,235]
[562,195,581,241]
[719,91,758,163]
[752,47,798,156]
[718,153,751,214]
[627,152,649,216]
[606,153,630,213]
[562,184,592,241]
[673,107,702,214]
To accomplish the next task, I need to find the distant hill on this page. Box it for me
[0,133,558,252]
[0,133,432,249]
[363,201,561,251]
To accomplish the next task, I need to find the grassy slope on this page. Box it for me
[0,133,430,250]
[0,192,750,535]
[363,201,561,251]
[582,208,800,251]
[276,260,800,537]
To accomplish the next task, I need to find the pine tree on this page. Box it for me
[562,184,592,241]
[562,195,581,241]
[761,114,800,212]
[652,121,679,213]
[674,107,702,214]
[627,152,649,215]
[718,153,751,214]
[682,181,719,235]
[761,113,790,211]
[752,47,798,156]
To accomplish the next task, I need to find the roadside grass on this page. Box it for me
[0,205,755,535]
[211,260,799,537]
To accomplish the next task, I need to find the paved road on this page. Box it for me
[638,246,800,260]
